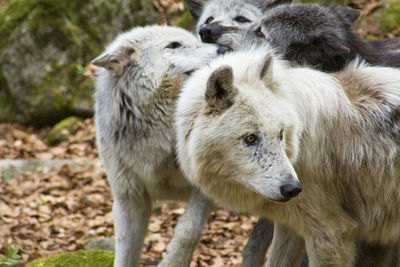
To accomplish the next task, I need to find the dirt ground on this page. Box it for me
[0,119,260,266]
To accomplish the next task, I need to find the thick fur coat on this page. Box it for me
[188,0,400,72]
[176,48,400,267]
[93,25,218,267]
[184,1,400,265]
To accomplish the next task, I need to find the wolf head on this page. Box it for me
[208,3,362,72]
[184,0,291,44]
[92,25,218,95]
[257,4,361,71]
[176,48,302,205]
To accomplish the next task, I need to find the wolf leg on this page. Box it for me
[354,241,400,267]
[265,223,305,267]
[112,183,152,267]
[242,218,274,267]
[158,189,213,267]
[304,230,355,267]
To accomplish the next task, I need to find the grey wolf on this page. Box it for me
[186,0,400,72]
[93,25,219,267]
[185,0,289,45]
[176,47,400,267]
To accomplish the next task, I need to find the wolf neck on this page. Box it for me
[105,70,180,136]
[284,66,400,179]
[349,33,400,68]
[279,66,343,142]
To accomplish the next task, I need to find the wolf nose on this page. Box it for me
[280,180,302,199]
[199,24,222,43]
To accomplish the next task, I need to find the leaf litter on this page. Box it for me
[0,119,259,266]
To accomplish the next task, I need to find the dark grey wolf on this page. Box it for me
[93,25,219,267]
[186,0,400,72]
[176,47,400,267]
[241,3,400,71]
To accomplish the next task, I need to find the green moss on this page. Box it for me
[47,116,82,145]
[26,61,94,126]
[26,250,114,267]
[0,0,157,126]
[173,10,194,30]
[0,68,17,123]
[378,0,400,33]
[0,67,10,97]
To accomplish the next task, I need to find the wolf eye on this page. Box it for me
[255,27,265,38]
[278,129,284,141]
[166,41,182,49]
[244,134,258,146]
[205,16,214,24]
[234,16,251,23]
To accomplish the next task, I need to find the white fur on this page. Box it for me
[94,25,217,267]
[176,47,400,266]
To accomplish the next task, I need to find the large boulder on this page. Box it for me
[0,0,159,126]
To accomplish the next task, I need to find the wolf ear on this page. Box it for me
[343,7,361,25]
[334,6,361,27]
[206,65,237,112]
[183,0,204,21]
[250,0,293,12]
[92,44,137,73]
[259,53,274,89]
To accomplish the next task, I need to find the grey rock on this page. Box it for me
[0,158,99,180]
[0,0,158,126]
[85,237,115,251]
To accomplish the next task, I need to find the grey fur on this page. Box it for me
[210,3,400,71]
[93,25,218,267]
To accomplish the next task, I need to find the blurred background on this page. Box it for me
[0,0,399,266]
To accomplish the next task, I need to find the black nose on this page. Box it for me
[199,24,222,43]
[217,45,232,55]
[280,180,302,199]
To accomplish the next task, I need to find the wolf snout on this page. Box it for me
[280,179,302,199]
[200,24,223,43]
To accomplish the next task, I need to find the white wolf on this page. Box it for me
[185,0,400,265]
[93,25,219,267]
[176,47,400,267]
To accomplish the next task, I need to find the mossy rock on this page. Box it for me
[26,250,114,267]
[47,116,82,145]
[173,9,195,30]
[0,0,158,126]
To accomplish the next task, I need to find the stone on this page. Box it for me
[84,237,115,252]
[47,116,82,145]
[0,0,159,126]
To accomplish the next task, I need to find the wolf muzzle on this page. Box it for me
[280,179,302,199]
[200,24,223,43]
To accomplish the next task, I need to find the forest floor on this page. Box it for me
[0,119,259,266]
